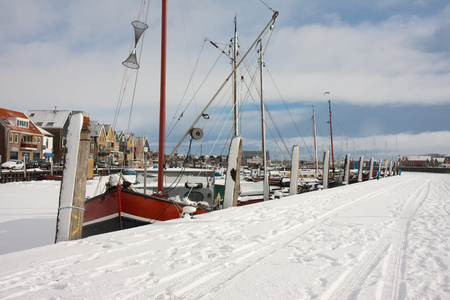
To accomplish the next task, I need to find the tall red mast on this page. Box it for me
[157,0,167,193]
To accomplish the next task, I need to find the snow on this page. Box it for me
[0,172,449,299]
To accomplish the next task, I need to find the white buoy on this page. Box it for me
[182,206,197,218]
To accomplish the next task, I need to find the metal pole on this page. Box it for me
[328,99,335,168]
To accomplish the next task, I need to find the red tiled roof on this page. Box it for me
[0,108,43,135]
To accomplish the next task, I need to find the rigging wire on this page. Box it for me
[232,34,292,161]
[259,0,276,13]
[113,0,150,131]
[166,39,207,135]
[127,2,150,132]
[264,66,312,158]
[331,114,367,156]
[178,0,199,116]
[165,40,225,140]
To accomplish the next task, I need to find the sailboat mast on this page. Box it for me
[158,0,167,193]
[169,11,278,156]
[259,40,269,201]
[312,105,318,175]
[233,15,239,136]
[328,99,335,168]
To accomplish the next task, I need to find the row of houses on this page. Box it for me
[1,107,277,169]
[399,155,450,168]
[0,108,150,167]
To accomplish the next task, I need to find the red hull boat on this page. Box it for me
[83,184,212,238]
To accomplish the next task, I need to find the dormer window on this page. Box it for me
[16,119,29,128]
[46,122,55,127]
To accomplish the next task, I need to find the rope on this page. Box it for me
[166,41,225,140]
[265,66,312,158]
[58,206,85,211]
[259,0,276,13]
[113,0,150,131]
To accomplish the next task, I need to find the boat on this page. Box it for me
[42,174,62,181]
[82,2,279,237]
[82,2,218,238]
[83,174,215,237]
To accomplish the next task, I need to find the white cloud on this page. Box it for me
[1,1,449,157]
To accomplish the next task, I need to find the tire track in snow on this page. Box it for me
[121,178,412,300]
[323,176,433,300]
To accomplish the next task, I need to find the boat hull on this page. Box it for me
[82,187,211,238]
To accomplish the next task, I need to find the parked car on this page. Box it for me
[96,161,111,168]
[26,158,51,170]
[1,160,25,170]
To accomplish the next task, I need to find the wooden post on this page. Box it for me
[378,159,382,176]
[223,136,242,208]
[343,153,350,184]
[55,113,91,242]
[389,160,393,176]
[357,156,364,182]
[322,150,329,189]
[289,145,299,196]
[369,157,374,180]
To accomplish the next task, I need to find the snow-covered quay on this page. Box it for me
[0,172,449,299]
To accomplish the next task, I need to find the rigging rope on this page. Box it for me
[113,0,150,132]
[265,66,312,158]
[166,40,225,140]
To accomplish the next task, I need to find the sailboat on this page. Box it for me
[82,2,279,237]
[83,2,216,238]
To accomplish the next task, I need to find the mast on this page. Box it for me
[158,0,167,193]
[312,105,318,176]
[233,15,239,136]
[170,11,279,156]
[258,39,269,201]
[327,96,335,168]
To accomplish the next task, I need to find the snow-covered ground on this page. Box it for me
[0,172,449,299]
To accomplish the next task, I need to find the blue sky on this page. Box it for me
[1,0,449,161]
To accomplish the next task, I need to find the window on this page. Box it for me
[30,113,35,117]
[38,137,41,143]
[22,135,32,142]
[10,133,13,143]
[1,117,11,125]
[183,191,204,202]
[36,122,43,126]
[46,122,54,127]
[10,151,18,159]
[16,120,29,128]
[14,134,18,143]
